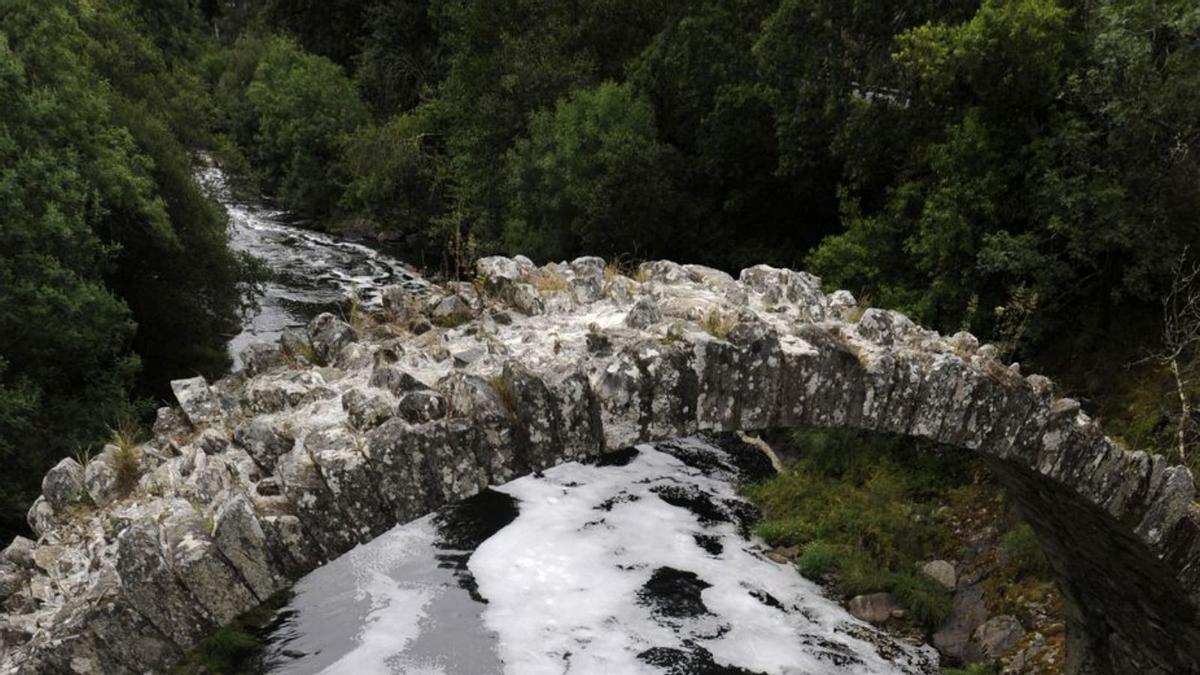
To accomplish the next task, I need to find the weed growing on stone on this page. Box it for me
[701,310,735,339]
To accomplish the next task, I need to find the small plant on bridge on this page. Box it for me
[701,310,735,339]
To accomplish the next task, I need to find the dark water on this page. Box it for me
[195,163,427,367]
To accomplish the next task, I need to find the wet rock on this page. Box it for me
[42,458,84,511]
[397,390,447,424]
[342,389,393,430]
[974,615,1025,659]
[847,593,898,624]
[922,559,957,590]
[170,376,224,427]
[306,313,356,365]
[638,567,711,618]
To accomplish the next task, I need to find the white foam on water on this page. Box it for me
[468,438,937,675]
[308,520,445,675]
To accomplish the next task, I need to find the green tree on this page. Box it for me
[246,36,368,220]
[503,82,686,261]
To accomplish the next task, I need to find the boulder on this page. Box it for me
[26,497,54,537]
[625,296,662,329]
[933,582,989,663]
[369,365,430,396]
[1,537,35,570]
[84,452,120,507]
[307,313,356,365]
[242,342,286,375]
[922,559,957,590]
[974,615,1025,659]
[0,564,25,602]
[431,294,472,325]
[41,458,84,511]
[397,390,448,424]
[233,419,295,473]
[342,389,393,430]
[847,592,898,624]
[170,376,224,427]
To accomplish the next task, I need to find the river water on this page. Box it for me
[195,163,427,367]
[199,165,938,675]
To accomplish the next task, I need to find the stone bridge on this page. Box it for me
[1,256,1198,674]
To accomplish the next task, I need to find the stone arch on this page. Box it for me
[2,256,1198,674]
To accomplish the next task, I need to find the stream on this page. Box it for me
[198,164,938,675]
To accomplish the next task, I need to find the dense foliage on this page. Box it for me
[0,0,247,539]
[210,0,1200,472]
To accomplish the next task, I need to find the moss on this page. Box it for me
[173,591,294,674]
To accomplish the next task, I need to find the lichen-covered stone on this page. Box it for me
[307,312,356,366]
[41,458,84,511]
[171,376,224,427]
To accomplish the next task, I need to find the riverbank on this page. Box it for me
[745,429,1067,674]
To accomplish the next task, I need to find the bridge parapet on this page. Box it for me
[1,256,1197,674]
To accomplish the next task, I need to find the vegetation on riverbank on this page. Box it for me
[0,1,251,540]
[746,428,1066,672]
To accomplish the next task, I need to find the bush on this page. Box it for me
[1001,524,1053,578]
[796,540,837,579]
[891,571,953,629]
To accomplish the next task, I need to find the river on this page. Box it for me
[198,165,938,675]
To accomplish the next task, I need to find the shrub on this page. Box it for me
[796,540,837,579]
[1001,524,1053,578]
[890,571,953,629]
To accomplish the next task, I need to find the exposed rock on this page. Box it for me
[933,581,989,663]
[84,450,120,507]
[170,376,224,427]
[625,296,662,329]
[1,537,35,570]
[397,390,447,424]
[233,419,295,472]
[25,497,53,537]
[847,593,898,624]
[342,389,393,430]
[431,293,473,325]
[1003,632,1046,674]
[369,365,429,396]
[152,406,190,442]
[306,312,356,365]
[0,564,25,602]
[974,615,1025,659]
[41,458,84,511]
[922,559,957,590]
[242,342,286,375]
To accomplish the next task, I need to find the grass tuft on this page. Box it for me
[701,310,735,339]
